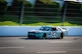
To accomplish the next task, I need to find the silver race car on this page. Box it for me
[28,26,68,39]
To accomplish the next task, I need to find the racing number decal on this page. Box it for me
[51,32,56,37]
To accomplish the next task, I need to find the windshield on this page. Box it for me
[39,27,50,31]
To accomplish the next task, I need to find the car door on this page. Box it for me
[50,27,57,38]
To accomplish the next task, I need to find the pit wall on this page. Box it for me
[0,26,82,36]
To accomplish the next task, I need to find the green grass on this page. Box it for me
[0,21,81,26]
[0,21,19,26]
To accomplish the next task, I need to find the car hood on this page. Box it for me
[28,30,43,32]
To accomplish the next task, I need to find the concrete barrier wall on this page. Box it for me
[0,26,82,36]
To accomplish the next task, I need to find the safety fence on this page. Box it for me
[0,0,82,26]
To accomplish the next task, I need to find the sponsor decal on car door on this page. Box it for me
[51,31,56,37]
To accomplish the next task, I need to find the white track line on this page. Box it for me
[0,47,24,49]
[49,41,73,43]
[37,51,67,54]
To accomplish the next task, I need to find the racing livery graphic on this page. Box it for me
[28,26,68,39]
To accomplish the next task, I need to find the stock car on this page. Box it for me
[28,26,68,39]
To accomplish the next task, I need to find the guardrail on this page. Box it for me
[0,26,82,36]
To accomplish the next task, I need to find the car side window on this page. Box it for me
[51,28,56,31]
[46,28,50,31]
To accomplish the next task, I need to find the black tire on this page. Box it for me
[60,33,64,39]
[43,33,46,39]
[27,33,30,39]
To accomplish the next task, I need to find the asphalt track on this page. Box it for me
[0,36,82,54]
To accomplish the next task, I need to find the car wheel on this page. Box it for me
[43,33,46,39]
[60,33,64,39]
[28,36,30,39]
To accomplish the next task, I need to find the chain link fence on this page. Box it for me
[0,0,82,26]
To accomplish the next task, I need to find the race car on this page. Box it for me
[28,26,68,39]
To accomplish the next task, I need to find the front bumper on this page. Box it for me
[28,35,38,39]
[28,32,43,39]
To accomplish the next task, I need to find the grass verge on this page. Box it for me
[0,21,82,26]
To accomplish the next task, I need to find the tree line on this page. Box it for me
[0,0,60,17]
[0,0,82,18]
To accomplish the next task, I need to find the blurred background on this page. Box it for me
[0,0,82,26]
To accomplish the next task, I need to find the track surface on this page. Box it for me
[0,36,82,54]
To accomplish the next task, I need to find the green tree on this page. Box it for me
[63,1,82,25]
[0,0,7,16]
[39,0,53,4]
[7,0,33,15]
[34,0,60,18]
